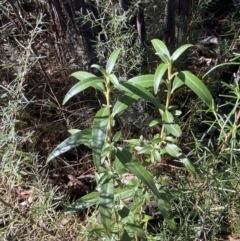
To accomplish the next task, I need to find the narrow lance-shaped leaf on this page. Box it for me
[177,71,215,109]
[165,143,196,175]
[70,71,97,81]
[203,62,240,78]
[47,128,92,163]
[151,39,170,63]
[109,73,119,88]
[99,178,114,238]
[165,143,181,157]
[106,48,121,74]
[154,63,168,94]
[128,74,154,88]
[171,44,193,62]
[116,148,175,222]
[63,77,105,105]
[65,185,136,214]
[120,82,164,110]
[65,191,100,214]
[171,74,184,93]
[92,107,110,171]
[126,223,147,241]
[112,93,139,116]
[162,110,182,137]
[178,153,196,176]
[91,64,108,77]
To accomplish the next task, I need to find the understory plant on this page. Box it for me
[47,39,216,240]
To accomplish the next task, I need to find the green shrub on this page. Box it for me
[47,39,219,240]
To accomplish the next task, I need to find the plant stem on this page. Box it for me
[160,64,173,140]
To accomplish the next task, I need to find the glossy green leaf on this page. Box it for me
[114,185,136,200]
[154,63,168,94]
[120,82,164,109]
[171,44,193,61]
[65,191,99,214]
[165,143,181,157]
[112,93,139,116]
[116,147,175,226]
[92,107,110,171]
[126,223,147,241]
[151,39,170,63]
[106,48,121,74]
[63,77,105,104]
[91,64,108,77]
[96,171,111,191]
[70,71,97,81]
[128,74,154,88]
[178,153,196,175]
[99,178,114,238]
[162,110,182,137]
[120,229,132,241]
[177,71,215,109]
[116,148,158,194]
[113,157,127,175]
[153,149,161,161]
[47,128,92,162]
[171,74,184,93]
[65,185,135,214]
[149,119,161,127]
[109,73,119,87]
[68,129,81,135]
[135,146,152,154]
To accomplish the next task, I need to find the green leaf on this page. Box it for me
[162,110,182,137]
[153,149,161,161]
[112,93,139,116]
[128,74,154,88]
[154,63,168,94]
[68,129,81,135]
[178,153,196,175]
[151,39,170,63]
[106,49,121,74]
[126,223,147,241]
[116,147,175,226]
[91,64,108,77]
[92,107,110,171]
[60,185,137,215]
[109,73,119,87]
[99,178,114,238]
[165,143,181,157]
[120,230,132,241]
[65,192,99,214]
[113,157,127,175]
[177,71,215,109]
[70,71,97,81]
[63,77,105,104]
[96,171,111,191]
[120,82,164,109]
[113,131,122,142]
[116,148,158,194]
[47,128,92,162]
[171,44,193,61]
[114,185,136,200]
[135,146,152,154]
[171,74,184,93]
[149,119,161,127]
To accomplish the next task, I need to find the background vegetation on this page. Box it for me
[1,0,240,240]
